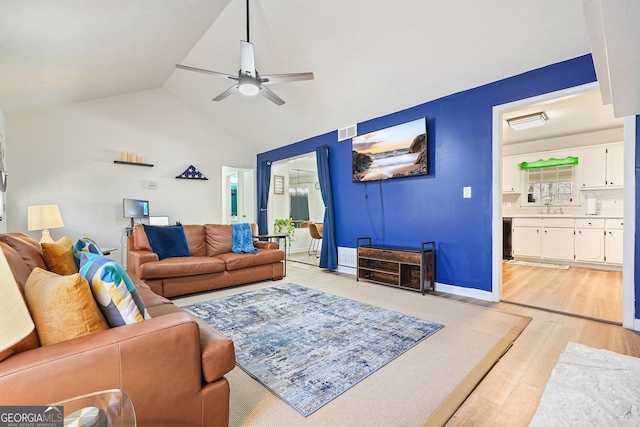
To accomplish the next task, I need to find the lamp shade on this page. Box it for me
[0,250,35,353]
[27,204,64,231]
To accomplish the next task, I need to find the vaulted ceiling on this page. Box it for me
[0,0,634,152]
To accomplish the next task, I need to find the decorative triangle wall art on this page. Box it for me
[176,165,208,180]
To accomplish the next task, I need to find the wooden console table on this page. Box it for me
[356,238,435,294]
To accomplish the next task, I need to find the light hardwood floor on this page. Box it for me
[501,261,623,323]
[442,297,640,426]
[426,281,639,426]
[287,251,320,267]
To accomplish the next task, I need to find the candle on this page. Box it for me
[129,152,137,163]
[120,151,127,161]
[138,156,146,164]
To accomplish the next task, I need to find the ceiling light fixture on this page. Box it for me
[506,112,548,131]
[238,77,260,96]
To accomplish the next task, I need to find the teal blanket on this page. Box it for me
[232,223,257,254]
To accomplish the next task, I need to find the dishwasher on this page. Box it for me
[503,217,513,260]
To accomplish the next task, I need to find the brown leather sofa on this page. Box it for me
[127,223,284,298]
[0,233,236,427]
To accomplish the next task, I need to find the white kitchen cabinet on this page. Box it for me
[513,227,541,258]
[502,156,521,193]
[575,219,605,262]
[577,143,624,189]
[578,147,607,188]
[512,218,541,258]
[606,143,624,187]
[605,218,624,264]
[541,218,575,261]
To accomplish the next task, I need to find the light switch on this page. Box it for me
[463,186,472,198]
[147,180,158,190]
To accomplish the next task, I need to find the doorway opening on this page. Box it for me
[269,153,324,267]
[221,165,255,225]
[493,82,635,325]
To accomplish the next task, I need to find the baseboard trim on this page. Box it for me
[433,282,494,302]
[336,265,356,275]
[331,266,494,301]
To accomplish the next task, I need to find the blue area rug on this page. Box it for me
[184,283,444,416]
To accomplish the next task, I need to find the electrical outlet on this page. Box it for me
[147,180,158,190]
[463,186,472,199]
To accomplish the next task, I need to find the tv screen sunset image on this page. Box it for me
[352,118,427,182]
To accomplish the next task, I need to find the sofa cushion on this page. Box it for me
[215,249,284,271]
[143,224,190,260]
[0,241,33,293]
[24,268,109,346]
[139,256,226,279]
[205,224,233,256]
[41,237,78,275]
[133,224,152,251]
[183,225,207,256]
[79,253,146,327]
[0,233,46,271]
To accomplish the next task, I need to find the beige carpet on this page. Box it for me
[174,265,531,427]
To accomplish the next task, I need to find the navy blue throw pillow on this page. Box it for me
[143,224,190,260]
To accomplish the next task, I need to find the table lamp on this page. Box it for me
[0,250,35,354]
[27,204,65,243]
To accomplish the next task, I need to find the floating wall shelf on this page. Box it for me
[114,160,154,167]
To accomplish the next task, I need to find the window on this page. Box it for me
[526,165,574,204]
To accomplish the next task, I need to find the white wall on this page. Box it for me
[6,89,257,263]
[0,108,6,234]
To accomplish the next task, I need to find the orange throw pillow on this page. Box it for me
[25,268,109,346]
[41,237,78,275]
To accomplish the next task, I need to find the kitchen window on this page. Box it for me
[526,165,574,204]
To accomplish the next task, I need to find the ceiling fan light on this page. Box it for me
[506,112,548,131]
[238,81,259,96]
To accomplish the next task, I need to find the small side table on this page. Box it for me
[51,389,136,427]
[254,234,288,277]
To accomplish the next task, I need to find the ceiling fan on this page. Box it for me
[175,0,314,106]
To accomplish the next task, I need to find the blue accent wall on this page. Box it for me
[259,54,603,293]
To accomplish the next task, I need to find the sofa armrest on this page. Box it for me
[192,317,236,382]
[0,312,229,406]
[254,241,279,250]
[127,249,159,276]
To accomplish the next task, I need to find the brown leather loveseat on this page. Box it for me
[127,223,284,298]
[0,232,236,427]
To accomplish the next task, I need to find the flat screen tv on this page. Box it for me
[123,198,149,227]
[352,117,427,182]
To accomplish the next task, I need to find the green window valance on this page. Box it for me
[520,156,578,170]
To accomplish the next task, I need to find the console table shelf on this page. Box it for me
[356,238,435,294]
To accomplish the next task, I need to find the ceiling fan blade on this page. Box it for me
[176,64,237,80]
[240,41,256,77]
[213,85,240,101]
[261,72,314,85]
[259,86,285,106]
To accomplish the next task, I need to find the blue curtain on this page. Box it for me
[258,160,271,235]
[316,145,338,270]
